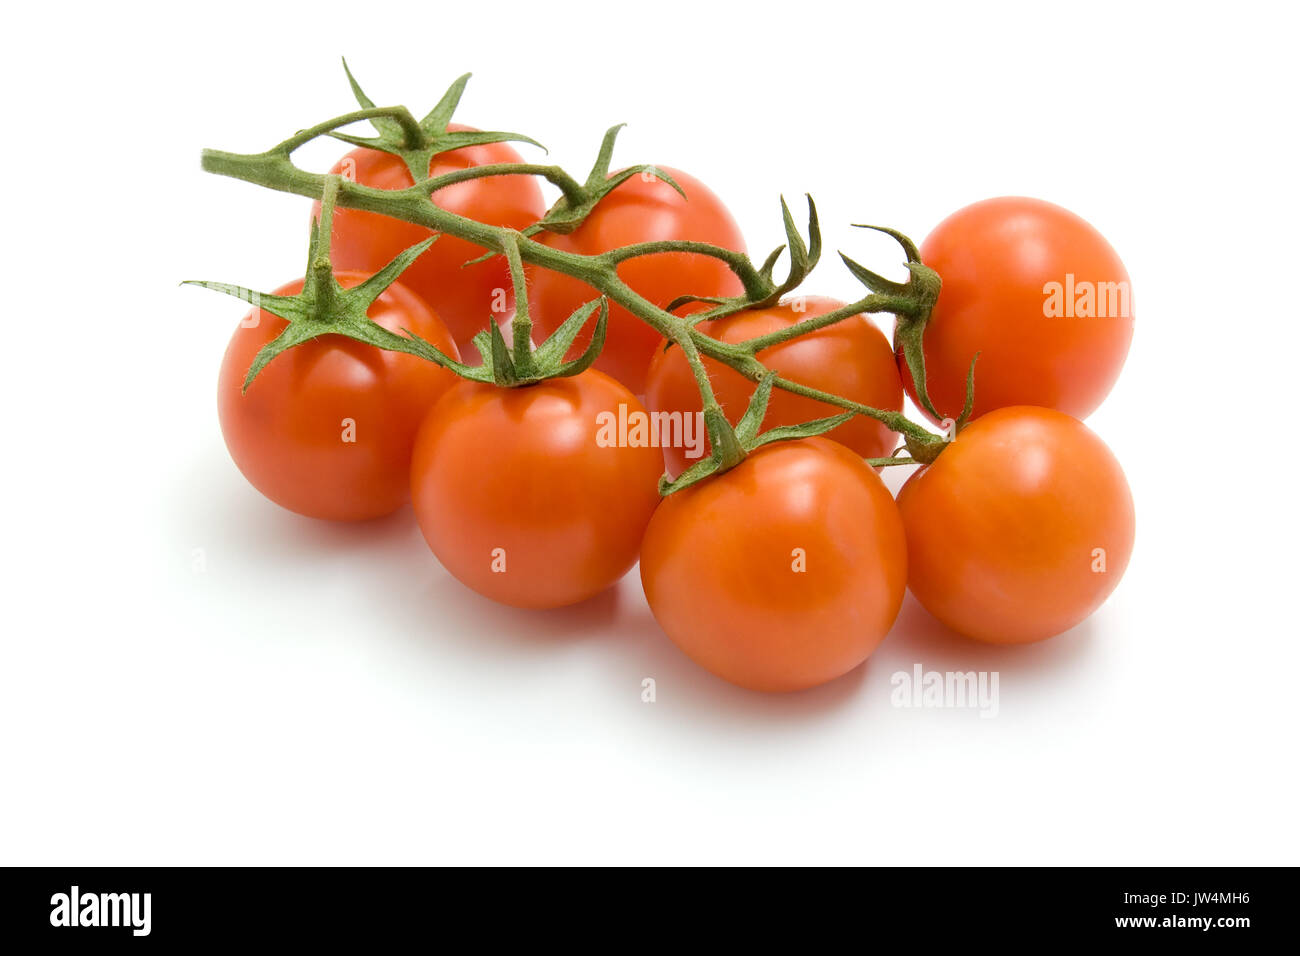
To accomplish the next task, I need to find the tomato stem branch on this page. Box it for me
[199,87,948,485]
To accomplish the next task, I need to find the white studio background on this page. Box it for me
[1,0,1296,865]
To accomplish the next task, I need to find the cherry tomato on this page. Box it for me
[410,370,662,609]
[640,438,907,692]
[526,167,746,394]
[907,197,1133,422]
[316,126,545,349]
[897,406,1134,644]
[644,296,902,478]
[218,273,460,521]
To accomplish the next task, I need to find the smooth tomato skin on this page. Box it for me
[218,273,460,521]
[897,406,1135,644]
[644,296,903,478]
[315,125,545,349]
[526,167,746,394]
[410,371,663,609]
[640,438,907,692]
[907,197,1133,423]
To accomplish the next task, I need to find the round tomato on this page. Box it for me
[897,406,1134,644]
[218,273,460,521]
[644,296,902,478]
[410,370,662,609]
[640,438,907,692]
[526,166,746,395]
[316,126,545,350]
[906,196,1133,423]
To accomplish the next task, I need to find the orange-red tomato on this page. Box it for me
[643,297,902,478]
[897,406,1135,644]
[527,167,746,394]
[316,126,545,350]
[218,274,460,521]
[410,370,662,609]
[640,438,907,692]
[907,197,1133,422]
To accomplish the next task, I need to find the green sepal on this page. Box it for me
[532,298,603,369]
[663,194,820,318]
[838,250,909,298]
[954,351,980,432]
[188,176,468,388]
[755,245,786,284]
[749,412,855,451]
[840,224,944,422]
[459,297,608,387]
[486,319,516,384]
[331,59,543,184]
[733,372,775,445]
[657,372,855,496]
[519,126,684,239]
[893,315,940,421]
[549,303,609,379]
[184,222,467,391]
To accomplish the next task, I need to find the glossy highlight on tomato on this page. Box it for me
[218,273,460,521]
[410,370,663,609]
[316,126,545,349]
[644,296,902,478]
[897,406,1135,644]
[527,167,746,394]
[640,438,907,692]
[907,197,1133,422]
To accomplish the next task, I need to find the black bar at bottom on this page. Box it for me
[0,866,1286,944]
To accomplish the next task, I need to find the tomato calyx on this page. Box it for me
[526,125,686,238]
[328,59,543,186]
[188,178,606,392]
[839,224,943,422]
[184,176,462,391]
[661,222,950,469]
[458,126,693,271]
[465,233,609,387]
[659,372,855,495]
[662,194,822,321]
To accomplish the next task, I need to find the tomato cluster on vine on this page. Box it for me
[194,66,1135,694]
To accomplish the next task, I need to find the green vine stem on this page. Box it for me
[196,69,951,486]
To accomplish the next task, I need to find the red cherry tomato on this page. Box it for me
[640,438,907,692]
[316,126,545,349]
[410,370,663,609]
[218,273,460,521]
[897,406,1135,644]
[907,197,1133,422]
[644,296,903,478]
[527,167,746,394]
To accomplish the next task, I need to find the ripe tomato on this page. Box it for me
[643,296,902,478]
[640,438,907,692]
[897,406,1134,644]
[218,273,460,521]
[410,370,662,609]
[906,197,1133,423]
[526,167,746,394]
[316,126,545,349]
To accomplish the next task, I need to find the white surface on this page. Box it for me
[2,0,1297,865]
